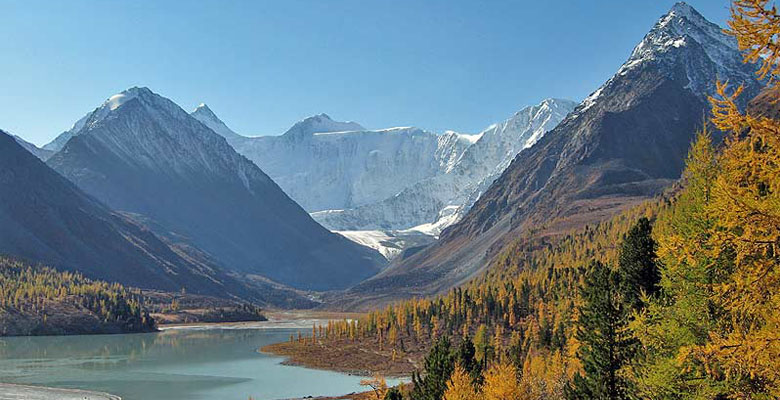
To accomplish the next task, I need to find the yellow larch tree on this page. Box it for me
[443,364,479,400]
[693,0,780,396]
[482,362,521,400]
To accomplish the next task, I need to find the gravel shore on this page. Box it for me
[0,383,120,400]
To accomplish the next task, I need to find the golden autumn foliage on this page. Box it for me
[481,362,521,400]
[632,1,780,398]
[443,365,478,400]
[0,256,155,334]
[728,0,780,83]
[684,1,780,393]
[360,373,388,400]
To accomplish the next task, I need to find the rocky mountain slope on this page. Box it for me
[0,130,255,298]
[338,2,762,307]
[12,134,54,160]
[46,87,384,291]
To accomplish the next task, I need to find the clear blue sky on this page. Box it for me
[1,0,732,146]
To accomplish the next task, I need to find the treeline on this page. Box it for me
[0,256,156,334]
[297,1,780,398]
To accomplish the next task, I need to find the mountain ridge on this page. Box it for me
[46,87,385,291]
[334,2,763,309]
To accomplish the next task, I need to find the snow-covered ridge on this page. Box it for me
[191,103,243,140]
[312,98,577,237]
[282,113,365,139]
[313,126,414,136]
[43,90,574,259]
[572,2,754,120]
[44,87,158,151]
[186,96,576,257]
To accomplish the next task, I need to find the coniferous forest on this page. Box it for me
[0,256,156,335]
[273,1,780,398]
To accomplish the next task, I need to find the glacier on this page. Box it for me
[188,99,575,258]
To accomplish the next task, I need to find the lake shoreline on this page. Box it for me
[1,321,394,399]
[0,382,121,400]
[260,336,424,378]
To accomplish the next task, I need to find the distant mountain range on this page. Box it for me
[335,2,763,308]
[190,96,575,258]
[44,87,384,291]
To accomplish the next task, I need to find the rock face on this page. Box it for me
[0,130,251,298]
[46,88,384,291]
[339,2,762,307]
[311,99,577,235]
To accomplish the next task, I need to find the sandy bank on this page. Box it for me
[0,383,120,400]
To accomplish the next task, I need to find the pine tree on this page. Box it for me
[566,261,636,400]
[384,387,404,400]
[618,217,660,311]
[453,336,482,386]
[631,130,728,399]
[412,336,455,400]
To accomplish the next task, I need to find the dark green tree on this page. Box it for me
[617,217,660,311]
[383,387,404,400]
[566,261,637,400]
[453,336,482,385]
[411,336,455,400]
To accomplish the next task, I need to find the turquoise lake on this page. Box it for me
[0,324,399,400]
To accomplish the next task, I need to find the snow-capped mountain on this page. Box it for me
[46,87,385,291]
[187,99,573,258]
[211,113,471,212]
[341,2,762,306]
[310,98,577,235]
[577,1,757,117]
[191,103,244,140]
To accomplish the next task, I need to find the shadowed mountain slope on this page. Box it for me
[46,88,384,291]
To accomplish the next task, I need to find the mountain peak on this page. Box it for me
[635,2,738,63]
[190,103,241,139]
[192,103,217,119]
[283,114,365,139]
[105,87,152,111]
[668,1,698,18]
[566,1,755,115]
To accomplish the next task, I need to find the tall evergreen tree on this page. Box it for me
[412,336,455,400]
[453,336,483,385]
[618,217,660,311]
[383,387,404,400]
[566,261,637,400]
